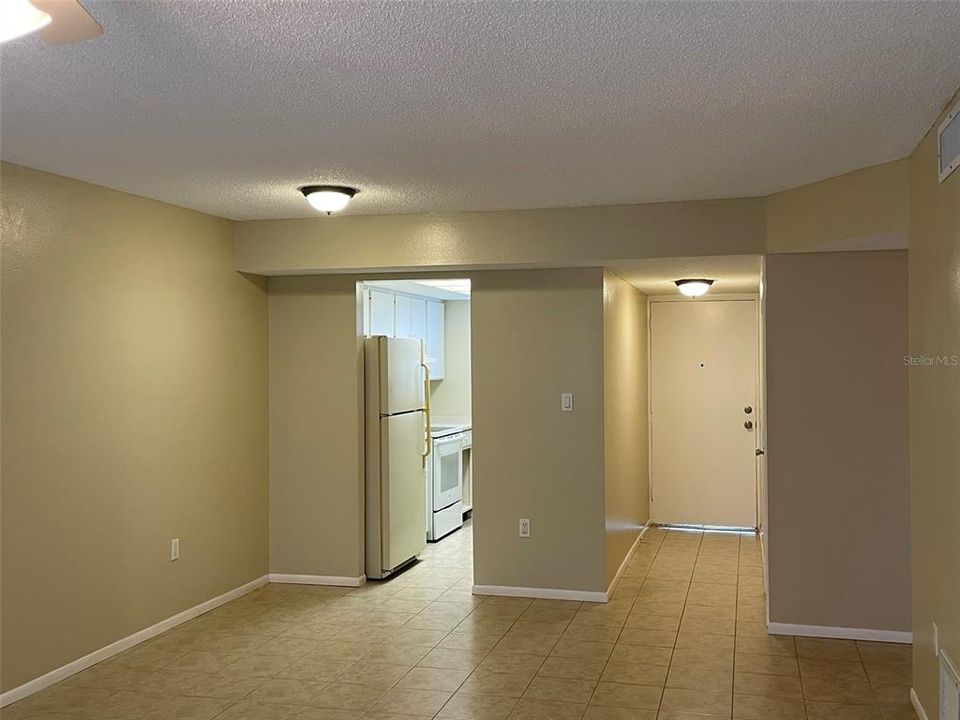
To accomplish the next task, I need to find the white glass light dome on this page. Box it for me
[300,185,358,214]
[675,279,714,297]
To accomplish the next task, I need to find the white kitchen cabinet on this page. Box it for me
[365,286,444,379]
[410,297,427,343]
[425,300,445,379]
[369,289,395,336]
[394,294,413,338]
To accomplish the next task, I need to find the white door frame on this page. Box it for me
[646,293,763,528]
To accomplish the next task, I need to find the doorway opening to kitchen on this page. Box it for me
[358,278,473,590]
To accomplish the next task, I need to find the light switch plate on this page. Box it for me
[171,537,180,561]
[560,393,574,412]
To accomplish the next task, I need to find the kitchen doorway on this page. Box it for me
[649,297,761,528]
[358,278,473,582]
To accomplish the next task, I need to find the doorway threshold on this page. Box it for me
[654,522,757,534]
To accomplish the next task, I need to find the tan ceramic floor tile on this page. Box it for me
[246,678,331,706]
[799,657,868,681]
[459,671,532,698]
[733,652,798,677]
[507,698,586,720]
[666,664,732,693]
[538,655,607,682]
[624,614,681,632]
[476,652,544,677]
[670,647,734,671]
[878,705,919,720]
[796,638,862,663]
[610,644,673,667]
[522,676,596,705]
[805,700,882,719]
[674,633,735,654]
[154,695,232,720]
[289,710,364,719]
[733,671,802,699]
[872,684,911,705]
[600,660,668,687]
[312,682,386,711]
[801,676,876,704]
[398,666,471,692]
[660,687,732,717]
[369,687,452,717]
[733,693,805,719]
[4,527,918,720]
[337,661,411,689]
[591,681,663,710]
[437,691,519,719]
[656,711,730,720]
[550,639,615,661]
[583,706,657,719]
[618,628,678,648]
[185,673,266,700]
[734,636,796,658]
[419,648,487,671]
[124,669,211,696]
[213,699,299,719]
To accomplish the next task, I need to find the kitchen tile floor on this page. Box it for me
[2,523,915,719]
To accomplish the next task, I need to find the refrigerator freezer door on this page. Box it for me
[373,336,424,415]
[380,410,427,572]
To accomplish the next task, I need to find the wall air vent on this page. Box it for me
[938,99,960,183]
[942,650,960,720]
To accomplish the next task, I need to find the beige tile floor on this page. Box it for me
[2,523,915,720]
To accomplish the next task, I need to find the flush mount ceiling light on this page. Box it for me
[0,0,51,44]
[300,185,358,214]
[675,278,714,297]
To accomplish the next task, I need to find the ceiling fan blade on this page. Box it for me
[32,0,102,45]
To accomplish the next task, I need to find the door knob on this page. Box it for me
[744,420,754,430]
[744,406,753,414]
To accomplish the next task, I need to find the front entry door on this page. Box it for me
[650,300,759,527]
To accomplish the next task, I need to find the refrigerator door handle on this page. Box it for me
[421,358,432,463]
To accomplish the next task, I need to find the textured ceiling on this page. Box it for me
[610,255,761,296]
[2,1,959,220]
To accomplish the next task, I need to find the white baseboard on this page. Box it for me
[768,622,912,644]
[605,524,650,599]
[268,573,366,587]
[910,688,928,720]
[472,584,607,603]
[0,574,269,708]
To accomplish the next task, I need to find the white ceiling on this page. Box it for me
[611,255,762,296]
[2,1,959,221]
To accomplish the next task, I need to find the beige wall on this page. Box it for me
[268,276,365,579]
[0,163,269,692]
[602,273,650,586]
[765,250,910,632]
[268,269,609,593]
[471,269,607,593]
[908,92,960,715]
[765,159,910,254]
[235,199,766,274]
[429,300,472,418]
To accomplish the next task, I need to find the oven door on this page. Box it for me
[432,435,464,511]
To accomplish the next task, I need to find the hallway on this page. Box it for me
[3,527,913,719]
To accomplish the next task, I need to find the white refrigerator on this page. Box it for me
[364,336,429,579]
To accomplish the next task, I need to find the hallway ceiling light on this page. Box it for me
[0,0,52,44]
[675,278,714,297]
[299,185,358,214]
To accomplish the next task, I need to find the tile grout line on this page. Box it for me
[660,528,705,719]
[733,533,741,720]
